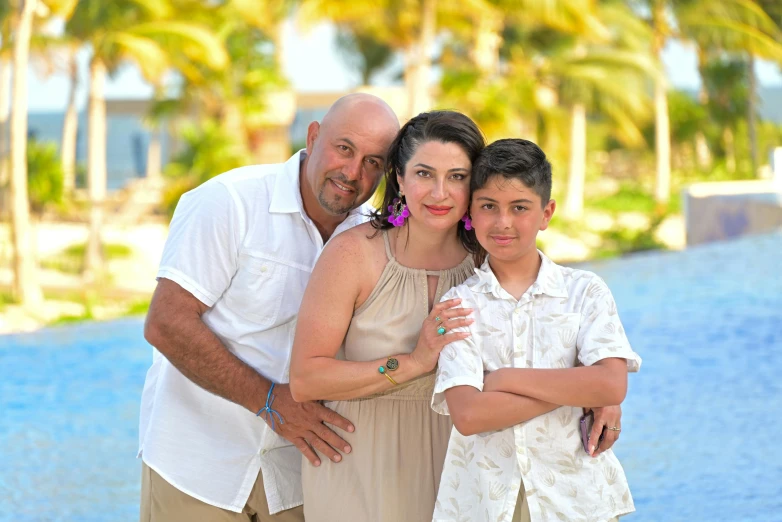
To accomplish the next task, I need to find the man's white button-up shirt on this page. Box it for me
[432,253,642,522]
[138,151,371,513]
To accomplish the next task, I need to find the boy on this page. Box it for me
[431,139,641,522]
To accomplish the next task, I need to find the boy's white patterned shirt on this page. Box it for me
[431,252,641,522]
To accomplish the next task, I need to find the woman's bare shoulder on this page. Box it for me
[322,222,387,269]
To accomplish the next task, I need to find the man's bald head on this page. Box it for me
[301,93,400,221]
[320,93,399,133]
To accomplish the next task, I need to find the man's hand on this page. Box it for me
[587,404,622,457]
[261,383,355,467]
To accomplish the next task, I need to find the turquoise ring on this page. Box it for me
[435,316,441,322]
[437,326,446,335]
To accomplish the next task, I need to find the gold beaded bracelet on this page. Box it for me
[378,365,398,385]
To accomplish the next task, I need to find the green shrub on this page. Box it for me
[27,139,64,216]
[162,121,252,218]
[594,214,667,259]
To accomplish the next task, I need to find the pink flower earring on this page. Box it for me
[388,194,410,227]
[461,213,472,231]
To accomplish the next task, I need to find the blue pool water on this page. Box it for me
[2,232,781,521]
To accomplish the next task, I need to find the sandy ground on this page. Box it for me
[0,212,685,335]
[0,221,167,334]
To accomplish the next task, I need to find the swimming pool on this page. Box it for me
[2,231,781,521]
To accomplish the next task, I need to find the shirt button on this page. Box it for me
[261,266,268,273]
[260,449,268,456]
[514,309,520,315]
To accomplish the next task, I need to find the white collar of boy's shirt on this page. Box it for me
[268,149,374,223]
[468,250,569,300]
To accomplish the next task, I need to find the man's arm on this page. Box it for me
[144,278,354,467]
[444,385,559,436]
[482,358,628,408]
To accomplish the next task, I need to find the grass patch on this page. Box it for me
[124,299,151,317]
[50,312,93,326]
[587,183,682,218]
[41,242,133,275]
[588,184,658,214]
[0,291,15,311]
[60,242,133,258]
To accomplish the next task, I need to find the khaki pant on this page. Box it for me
[512,486,531,522]
[140,463,304,522]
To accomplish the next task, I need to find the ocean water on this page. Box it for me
[1,232,781,521]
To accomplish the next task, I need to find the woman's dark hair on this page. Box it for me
[471,138,552,206]
[370,110,485,254]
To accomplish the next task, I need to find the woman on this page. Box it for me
[289,110,485,521]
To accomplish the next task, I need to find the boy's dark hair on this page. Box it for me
[471,138,552,206]
[370,110,485,254]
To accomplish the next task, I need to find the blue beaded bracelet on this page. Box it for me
[256,382,284,431]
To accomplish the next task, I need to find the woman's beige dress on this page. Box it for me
[302,231,474,522]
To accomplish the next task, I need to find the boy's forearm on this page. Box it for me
[449,390,559,436]
[486,364,627,408]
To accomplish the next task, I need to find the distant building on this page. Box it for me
[25,86,782,192]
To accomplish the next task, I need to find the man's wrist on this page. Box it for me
[247,376,275,414]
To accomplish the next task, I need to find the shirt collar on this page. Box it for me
[469,250,569,300]
[269,150,307,215]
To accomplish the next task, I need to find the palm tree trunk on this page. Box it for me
[695,133,711,171]
[9,0,43,307]
[747,53,758,177]
[694,48,711,170]
[654,75,671,204]
[652,5,671,205]
[61,50,79,193]
[406,0,436,118]
[724,127,736,173]
[145,129,161,180]
[84,57,107,281]
[564,103,587,219]
[0,52,10,196]
[471,9,501,75]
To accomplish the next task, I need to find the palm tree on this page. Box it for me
[60,43,79,192]
[0,4,13,204]
[702,58,750,173]
[637,0,782,201]
[65,0,228,280]
[743,0,782,175]
[300,0,446,118]
[335,26,394,86]
[557,2,657,219]
[438,0,654,218]
[9,0,43,307]
[158,1,292,164]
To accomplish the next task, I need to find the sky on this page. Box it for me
[26,19,782,113]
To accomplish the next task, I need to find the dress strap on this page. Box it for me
[382,230,394,261]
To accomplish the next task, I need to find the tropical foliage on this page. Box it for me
[2,0,782,308]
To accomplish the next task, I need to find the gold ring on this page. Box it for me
[606,426,621,432]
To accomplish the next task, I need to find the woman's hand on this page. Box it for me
[409,298,473,374]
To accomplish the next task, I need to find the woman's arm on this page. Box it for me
[289,231,471,402]
[444,385,559,436]
[483,358,628,408]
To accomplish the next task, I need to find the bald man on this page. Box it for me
[139,94,400,522]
